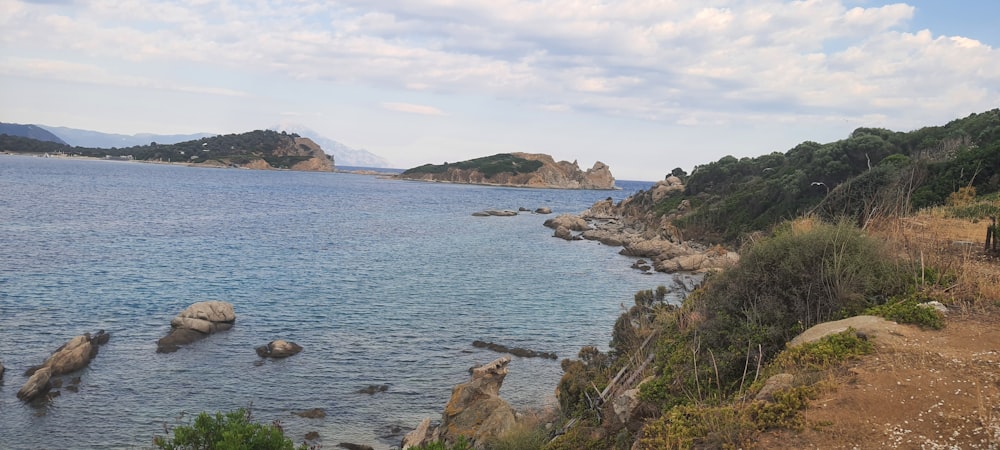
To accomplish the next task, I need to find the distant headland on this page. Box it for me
[0,130,334,172]
[396,152,616,189]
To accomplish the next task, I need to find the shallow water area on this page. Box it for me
[0,155,682,449]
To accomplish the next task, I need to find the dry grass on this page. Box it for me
[868,208,1000,309]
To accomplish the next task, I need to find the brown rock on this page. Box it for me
[17,367,52,402]
[295,408,326,419]
[438,357,517,446]
[543,214,590,231]
[256,339,303,358]
[755,373,795,402]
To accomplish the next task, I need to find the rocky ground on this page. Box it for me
[755,310,1000,449]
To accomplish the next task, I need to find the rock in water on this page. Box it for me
[255,339,303,358]
[18,367,52,401]
[157,301,236,353]
[17,330,111,402]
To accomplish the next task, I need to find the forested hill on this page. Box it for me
[0,129,334,171]
[0,123,67,145]
[647,109,1000,242]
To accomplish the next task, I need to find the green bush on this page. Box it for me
[642,219,909,409]
[772,329,874,371]
[412,436,472,450]
[153,407,306,450]
[864,294,945,329]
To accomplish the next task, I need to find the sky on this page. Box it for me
[1,0,998,181]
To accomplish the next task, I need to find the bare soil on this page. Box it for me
[755,311,1000,449]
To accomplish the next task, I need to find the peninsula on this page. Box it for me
[0,130,334,172]
[396,152,616,189]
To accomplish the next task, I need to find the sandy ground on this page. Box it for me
[755,311,1000,449]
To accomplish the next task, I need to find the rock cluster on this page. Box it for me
[157,301,236,353]
[543,176,740,273]
[17,330,110,402]
[403,357,517,449]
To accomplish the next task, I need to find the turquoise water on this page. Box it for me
[0,156,681,449]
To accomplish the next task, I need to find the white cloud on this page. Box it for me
[1,0,998,174]
[381,102,447,116]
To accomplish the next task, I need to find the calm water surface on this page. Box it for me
[0,155,685,449]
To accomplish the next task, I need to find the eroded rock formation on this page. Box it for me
[402,357,517,449]
[157,301,235,353]
[17,330,110,402]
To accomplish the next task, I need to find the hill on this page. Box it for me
[0,122,66,144]
[38,125,213,148]
[397,152,616,189]
[0,130,334,171]
[611,109,1000,244]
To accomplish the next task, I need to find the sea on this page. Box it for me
[0,155,688,449]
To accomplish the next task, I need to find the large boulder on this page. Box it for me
[18,367,51,401]
[405,357,518,449]
[438,357,517,447]
[157,301,236,353]
[17,330,110,402]
[256,340,303,358]
[543,214,590,231]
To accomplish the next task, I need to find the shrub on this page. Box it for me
[771,329,874,371]
[864,294,945,329]
[153,407,306,450]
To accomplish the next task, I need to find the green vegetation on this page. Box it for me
[410,437,472,450]
[153,407,308,450]
[402,154,544,179]
[661,109,1000,242]
[864,294,945,329]
[0,130,321,168]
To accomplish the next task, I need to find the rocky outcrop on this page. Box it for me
[288,137,335,172]
[256,339,303,358]
[157,301,235,353]
[0,360,5,380]
[17,331,110,402]
[788,315,898,347]
[543,214,590,232]
[403,357,518,449]
[397,153,616,190]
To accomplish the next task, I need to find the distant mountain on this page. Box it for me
[269,122,392,168]
[0,123,67,144]
[39,125,214,148]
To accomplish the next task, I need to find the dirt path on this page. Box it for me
[756,312,1000,449]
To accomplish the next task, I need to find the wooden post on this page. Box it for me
[988,216,997,253]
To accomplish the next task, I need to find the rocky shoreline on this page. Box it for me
[545,176,739,274]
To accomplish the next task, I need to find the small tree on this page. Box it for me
[154,406,307,450]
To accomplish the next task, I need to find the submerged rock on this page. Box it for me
[471,340,557,359]
[295,408,326,419]
[157,301,235,353]
[255,339,303,358]
[358,384,389,395]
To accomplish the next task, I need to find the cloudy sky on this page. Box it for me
[1,0,998,180]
